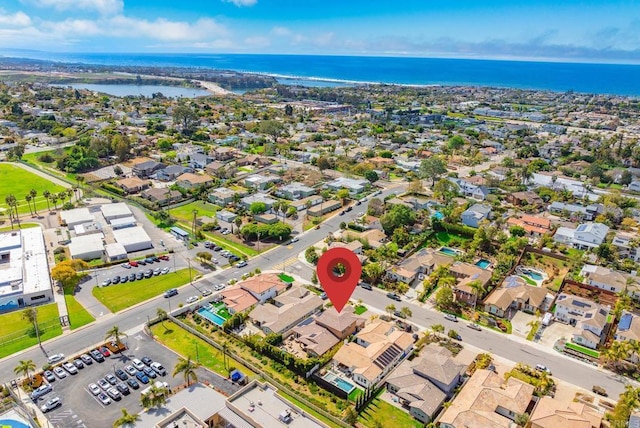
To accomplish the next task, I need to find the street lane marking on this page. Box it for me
[274,256,298,270]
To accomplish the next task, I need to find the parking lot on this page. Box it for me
[33,331,185,428]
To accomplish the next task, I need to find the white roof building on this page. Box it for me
[112,226,153,253]
[109,216,137,229]
[0,228,53,312]
[60,207,94,228]
[104,243,127,262]
[100,203,133,223]
[69,233,105,261]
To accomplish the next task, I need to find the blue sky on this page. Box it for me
[1,0,639,63]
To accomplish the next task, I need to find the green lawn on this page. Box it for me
[0,303,63,359]
[278,273,294,283]
[170,201,220,223]
[358,392,423,428]
[0,164,67,214]
[201,230,258,257]
[150,320,253,378]
[64,295,95,330]
[565,342,600,358]
[0,222,41,232]
[435,231,470,244]
[354,305,368,315]
[211,303,231,320]
[518,275,538,286]
[92,268,195,312]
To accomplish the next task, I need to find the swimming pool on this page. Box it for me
[0,420,30,428]
[197,307,226,326]
[522,269,544,281]
[475,259,491,269]
[438,247,460,257]
[432,211,444,220]
[324,372,356,394]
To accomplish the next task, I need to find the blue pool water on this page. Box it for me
[523,270,544,281]
[197,307,226,326]
[0,420,30,428]
[334,378,356,393]
[439,247,458,256]
[475,259,491,269]
[432,211,444,220]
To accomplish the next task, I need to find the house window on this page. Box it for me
[30,294,47,301]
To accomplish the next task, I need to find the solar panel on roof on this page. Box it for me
[619,313,633,331]
[572,300,590,308]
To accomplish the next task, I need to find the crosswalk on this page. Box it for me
[274,256,299,271]
[47,408,87,428]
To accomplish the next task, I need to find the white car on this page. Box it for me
[124,365,137,376]
[132,358,145,371]
[88,383,101,396]
[62,362,78,375]
[185,296,199,304]
[40,397,61,413]
[161,267,170,274]
[47,353,65,364]
[53,366,67,379]
[214,284,226,291]
[290,237,299,243]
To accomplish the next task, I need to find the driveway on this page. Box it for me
[510,311,536,339]
[538,320,576,348]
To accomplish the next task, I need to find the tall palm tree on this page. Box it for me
[604,341,631,371]
[400,306,412,318]
[42,190,51,213]
[140,384,168,409]
[113,408,140,427]
[51,195,58,211]
[468,280,486,312]
[66,188,73,203]
[105,325,127,344]
[22,308,41,346]
[191,209,198,237]
[13,359,36,384]
[156,308,168,330]
[25,194,33,216]
[172,356,200,386]
[29,189,37,215]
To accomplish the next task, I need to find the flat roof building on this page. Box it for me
[69,233,105,261]
[100,202,133,223]
[60,207,94,228]
[104,242,127,262]
[109,216,136,230]
[112,226,153,253]
[0,228,53,313]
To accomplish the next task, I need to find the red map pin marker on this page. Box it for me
[317,247,362,313]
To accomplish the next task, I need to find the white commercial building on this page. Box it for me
[109,216,136,230]
[104,243,128,262]
[69,233,105,261]
[100,203,133,224]
[0,228,53,313]
[112,226,153,253]
[60,207,94,228]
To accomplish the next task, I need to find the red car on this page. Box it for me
[159,255,170,261]
[129,261,139,267]
[99,346,111,357]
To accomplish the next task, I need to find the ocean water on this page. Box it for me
[4,51,640,96]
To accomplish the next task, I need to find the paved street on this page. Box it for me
[0,180,633,403]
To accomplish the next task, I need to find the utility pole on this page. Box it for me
[187,258,192,284]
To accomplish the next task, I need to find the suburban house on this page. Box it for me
[292,306,365,357]
[176,173,214,190]
[290,195,324,211]
[548,202,600,221]
[553,222,610,250]
[386,345,464,424]
[449,177,489,201]
[244,174,281,191]
[326,177,370,194]
[204,161,228,176]
[553,293,611,349]
[238,273,288,304]
[175,143,204,162]
[133,160,165,178]
[506,215,552,236]
[438,369,535,428]
[506,191,544,208]
[277,182,317,200]
[155,165,193,181]
[611,231,640,263]
[484,283,551,318]
[449,262,492,306]
[216,210,237,223]
[116,176,150,194]
[615,311,640,343]
[236,154,271,167]
[461,204,492,228]
[208,187,245,206]
[248,287,323,335]
[307,200,342,217]
[529,396,603,428]
[580,265,640,297]
[141,188,182,206]
[241,194,277,210]
[331,320,414,389]
[212,146,238,161]
[188,153,212,169]
[386,248,454,285]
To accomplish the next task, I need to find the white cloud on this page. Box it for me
[0,10,31,27]
[22,0,123,15]
[271,26,291,37]
[222,0,257,7]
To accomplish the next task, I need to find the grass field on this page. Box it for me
[0,303,63,359]
[435,231,471,244]
[358,391,423,428]
[150,320,253,378]
[354,305,368,315]
[0,164,67,214]
[0,223,41,232]
[170,201,220,223]
[565,342,600,358]
[64,295,95,330]
[200,230,258,257]
[92,268,194,312]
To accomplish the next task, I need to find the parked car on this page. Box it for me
[124,365,137,376]
[467,323,482,331]
[111,276,120,284]
[592,385,608,396]
[129,261,139,267]
[30,384,53,401]
[80,354,93,365]
[143,366,157,379]
[88,383,100,396]
[393,310,406,319]
[150,362,167,376]
[90,349,105,362]
[53,366,67,379]
[126,378,140,390]
[141,357,153,366]
[40,397,61,413]
[132,358,145,371]
[97,392,111,405]
[186,296,199,304]
[144,270,153,278]
[135,371,150,384]
[213,245,222,251]
[115,369,128,381]
[320,292,328,300]
[153,268,161,276]
[97,378,110,390]
[106,387,121,401]
[137,259,147,266]
[214,284,225,291]
[236,261,248,268]
[136,272,144,280]
[290,237,299,243]
[359,282,372,290]
[535,364,552,374]
[62,362,78,375]
[43,370,55,382]
[101,278,111,287]
[120,275,128,283]
[164,288,178,298]
[159,255,170,261]
[105,374,118,385]
[161,267,170,274]
[116,383,130,396]
[128,273,136,281]
[47,353,65,364]
[73,358,84,369]
[99,346,111,357]
[386,292,402,301]
[444,313,458,322]
[145,257,155,264]
[122,263,131,269]
[201,289,212,297]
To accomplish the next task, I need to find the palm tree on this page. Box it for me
[51,195,58,211]
[105,325,127,345]
[191,209,198,237]
[468,280,486,312]
[222,342,229,372]
[385,303,396,316]
[400,306,412,318]
[29,189,37,215]
[140,384,168,409]
[25,194,33,216]
[172,356,200,386]
[22,308,41,347]
[112,408,140,427]
[603,341,631,371]
[156,308,168,330]
[234,217,242,235]
[13,359,36,384]
[43,190,51,212]
[66,188,74,203]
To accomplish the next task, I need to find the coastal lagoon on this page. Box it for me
[53,83,211,98]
